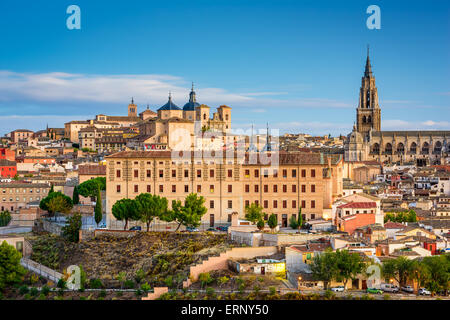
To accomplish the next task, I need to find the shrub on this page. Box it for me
[135,269,146,284]
[269,286,276,295]
[30,287,39,297]
[164,275,173,287]
[198,272,213,288]
[19,285,29,295]
[206,287,215,298]
[62,213,82,242]
[141,282,151,293]
[383,294,391,300]
[57,279,67,289]
[99,290,107,298]
[135,289,142,297]
[218,276,229,287]
[38,293,46,300]
[89,278,103,289]
[30,274,39,285]
[0,211,12,227]
[124,280,135,289]
[116,291,123,297]
[41,285,50,296]
[324,290,336,300]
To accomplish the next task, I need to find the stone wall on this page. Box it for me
[93,229,136,238]
[142,287,169,300]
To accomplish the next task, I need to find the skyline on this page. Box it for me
[0,0,449,136]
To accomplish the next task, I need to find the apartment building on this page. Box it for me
[105,151,343,227]
[0,182,50,212]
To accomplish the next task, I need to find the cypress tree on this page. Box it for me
[94,187,102,226]
[72,186,80,205]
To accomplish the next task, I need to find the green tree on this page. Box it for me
[62,213,82,242]
[310,250,338,290]
[381,257,416,287]
[40,192,73,217]
[170,193,207,231]
[256,219,265,231]
[49,184,54,194]
[334,250,365,290]
[0,241,26,290]
[267,214,278,233]
[419,255,450,295]
[111,198,139,230]
[297,208,303,229]
[72,186,80,205]
[135,193,169,232]
[244,203,264,224]
[0,211,12,227]
[94,187,102,226]
[289,216,299,229]
[77,177,106,199]
[406,210,417,222]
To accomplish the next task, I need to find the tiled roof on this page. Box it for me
[337,202,376,209]
[384,222,407,229]
[78,164,106,176]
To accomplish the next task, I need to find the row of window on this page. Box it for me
[1,189,46,194]
[2,197,40,202]
[116,183,316,194]
[116,168,318,180]
[245,200,316,209]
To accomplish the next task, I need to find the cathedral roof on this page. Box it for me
[158,93,181,111]
[183,83,201,111]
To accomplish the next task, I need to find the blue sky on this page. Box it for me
[0,0,449,136]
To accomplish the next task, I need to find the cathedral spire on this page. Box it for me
[189,82,196,103]
[364,45,373,77]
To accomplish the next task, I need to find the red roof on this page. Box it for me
[337,202,376,209]
[384,222,407,229]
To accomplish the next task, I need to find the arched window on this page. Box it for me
[434,141,442,153]
[203,114,206,120]
[367,115,372,123]
[385,143,393,154]
[362,116,367,123]
[422,142,429,154]
[410,142,417,154]
[397,143,405,154]
[371,143,380,154]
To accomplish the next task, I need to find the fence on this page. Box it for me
[20,258,62,283]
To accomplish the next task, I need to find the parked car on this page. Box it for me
[381,283,399,293]
[186,227,199,232]
[366,288,383,294]
[98,223,107,229]
[330,286,345,292]
[129,226,141,231]
[206,227,216,232]
[216,226,229,232]
[401,285,414,293]
[418,288,431,295]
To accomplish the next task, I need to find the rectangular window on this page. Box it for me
[311,185,316,193]
[292,200,297,208]
[184,185,189,193]
[292,169,297,178]
[210,185,215,193]
[311,169,316,178]
[264,200,268,208]
[159,185,163,193]
[184,170,189,178]
[116,170,121,178]
[254,185,259,193]
[245,184,250,193]
[282,169,287,178]
[245,169,250,178]
[273,200,278,208]
[228,200,232,209]
[283,200,287,208]
[210,200,215,209]
[146,170,151,178]
[273,185,278,193]
[172,185,176,193]
[228,185,232,193]
[147,185,151,193]
[302,185,306,193]
[301,169,306,178]
[172,170,176,178]
[254,169,259,178]
[264,185,268,193]
[116,185,121,193]
[301,200,306,208]
[273,169,278,178]
[292,185,297,193]
[197,170,202,178]
[134,185,138,193]
[134,170,139,178]
[228,169,232,178]
[159,170,164,178]
[283,185,287,193]
[311,200,316,208]
[264,169,269,178]
[245,200,250,207]
[197,185,201,193]
[210,169,214,178]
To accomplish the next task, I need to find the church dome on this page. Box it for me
[158,93,181,111]
[183,83,200,111]
[347,130,363,144]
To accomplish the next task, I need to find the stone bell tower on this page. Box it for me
[356,46,381,137]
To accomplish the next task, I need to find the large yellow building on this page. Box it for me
[105,150,344,228]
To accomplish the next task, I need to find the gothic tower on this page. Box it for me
[356,47,381,137]
[128,97,137,117]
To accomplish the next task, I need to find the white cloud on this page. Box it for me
[383,119,450,130]
[0,70,351,109]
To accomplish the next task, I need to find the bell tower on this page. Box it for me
[356,46,381,137]
[128,97,137,117]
